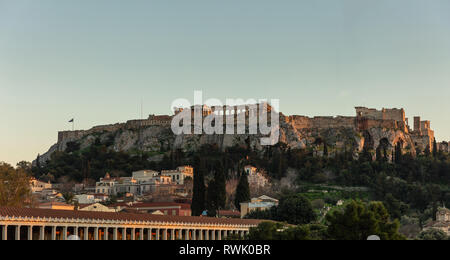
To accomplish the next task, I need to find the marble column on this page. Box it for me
[122,228,127,240]
[131,228,136,240]
[104,227,109,240]
[63,226,68,240]
[27,226,33,240]
[148,228,152,240]
[39,226,45,240]
[113,228,118,241]
[84,227,89,241]
[163,229,168,241]
[94,227,99,240]
[74,226,79,238]
[140,228,144,240]
[15,225,21,240]
[156,229,160,240]
[51,226,56,240]
[1,225,7,240]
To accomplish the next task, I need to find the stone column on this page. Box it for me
[131,228,136,240]
[28,226,33,240]
[140,228,144,240]
[192,229,196,241]
[94,227,99,240]
[162,229,167,241]
[1,225,7,240]
[148,228,152,240]
[178,229,183,240]
[51,226,56,240]
[104,227,109,240]
[84,227,89,241]
[218,230,222,241]
[199,230,203,241]
[113,228,118,241]
[156,229,160,240]
[74,226,79,238]
[39,226,45,240]
[63,226,68,240]
[15,225,21,240]
[184,229,189,240]
[171,229,175,240]
[205,230,209,241]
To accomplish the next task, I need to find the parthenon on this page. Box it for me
[0,207,261,240]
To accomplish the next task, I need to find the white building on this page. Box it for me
[30,178,52,193]
[161,166,194,185]
[74,194,96,204]
[240,195,279,218]
[132,170,160,183]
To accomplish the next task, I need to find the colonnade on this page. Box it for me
[0,224,249,241]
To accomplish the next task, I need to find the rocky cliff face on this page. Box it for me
[36,112,417,165]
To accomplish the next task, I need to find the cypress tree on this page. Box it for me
[206,179,218,217]
[191,156,206,216]
[215,166,227,210]
[235,170,251,210]
[433,138,438,158]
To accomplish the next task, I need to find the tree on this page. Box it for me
[0,162,33,207]
[234,170,250,209]
[206,179,218,217]
[248,222,325,240]
[326,200,405,240]
[275,194,316,225]
[433,138,438,158]
[191,156,206,216]
[323,142,328,158]
[205,165,227,217]
[62,192,75,204]
[16,161,32,175]
[417,229,448,240]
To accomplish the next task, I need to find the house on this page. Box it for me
[161,166,194,185]
[30,178,52,193]
[74,194,96,204]
[79,203,116,212]
[424,207,450,235]
[240,195,279,218]
[95,173,121,195]
[132,170,160,183]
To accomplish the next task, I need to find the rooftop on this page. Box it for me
[0,207,262,226]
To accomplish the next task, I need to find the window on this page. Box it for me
[172,210,177,216]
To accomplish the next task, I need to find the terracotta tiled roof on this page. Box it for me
[0,207,263,226]
[111,202,191,210]
[218,210,241,217]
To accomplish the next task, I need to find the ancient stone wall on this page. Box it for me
[355,107,383,120]
[311,116,355,129]
[382,108,405,122]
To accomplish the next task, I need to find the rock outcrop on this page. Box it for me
[35,106,436,164]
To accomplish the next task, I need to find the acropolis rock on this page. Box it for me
[35,106,437,164]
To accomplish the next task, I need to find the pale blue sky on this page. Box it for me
[1,0,450,165]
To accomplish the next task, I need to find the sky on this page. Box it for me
[1,0,450,166]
